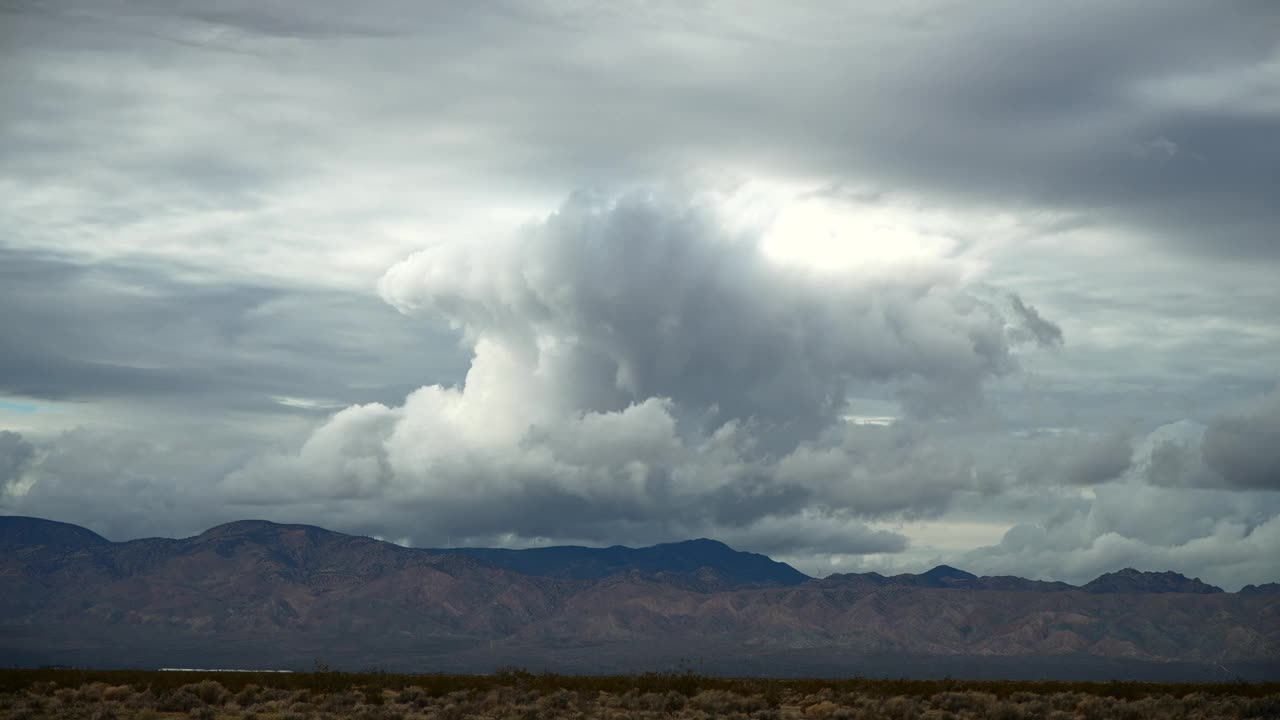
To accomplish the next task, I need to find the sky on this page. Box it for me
[1,0,1278,589]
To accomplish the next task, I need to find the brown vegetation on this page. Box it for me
[0,669,1277,720]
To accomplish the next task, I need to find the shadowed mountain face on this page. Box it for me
[1,516,1277,679]
[1082,568,1224,594]
[0,515,109,549]
[1240,582,1280,595]
[428,538,809,588]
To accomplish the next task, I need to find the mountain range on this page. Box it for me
[2,515,1277,680]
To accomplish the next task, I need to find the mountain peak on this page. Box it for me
[199,519,284,535]
[922,564,977,579]
[0,515,110,548]
[1084,568,1223,594]
[197,519,342,539]
[1240,582,1280,595]
[668,537,732,549]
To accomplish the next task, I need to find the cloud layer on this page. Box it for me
[1,1,1278,589]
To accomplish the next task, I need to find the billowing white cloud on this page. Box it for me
[223,189,1060,549]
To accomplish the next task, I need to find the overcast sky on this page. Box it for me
[2,0,1278,589]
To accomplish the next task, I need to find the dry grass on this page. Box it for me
[0,669,1275,720]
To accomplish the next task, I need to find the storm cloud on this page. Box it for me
[224,190,1053,548]
[2,1,1278,588]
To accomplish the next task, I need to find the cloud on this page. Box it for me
[1,0,1277,588]
[0,247,463,412]
[4,0,1276,292]
[1136,390,1280,492]
[379,189,1050,427]
[0,431,35,496]
[1013,430,1134,487]
[717,511,910,557]
[1202,388,1280,490]
[958,479,1280,590]
[222,189,1060,551]
[1006,293,1064,348]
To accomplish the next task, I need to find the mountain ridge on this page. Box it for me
[2,514,1277,676]
[0,515,1257,593]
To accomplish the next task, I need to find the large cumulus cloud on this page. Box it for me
[223,189,1060,551]
[377,189,1056,426]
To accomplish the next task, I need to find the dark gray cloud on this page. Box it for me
[1133,391,1280,492]
[0,0,1277,586]
[1006,294,1064,349]
[1013,430,1133,487]
[0,246,466,412]
[1202,389,1280,490]
[4,1,1276,269]
[0,431,35,494]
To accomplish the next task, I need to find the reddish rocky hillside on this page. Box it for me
[1,516,1276,679]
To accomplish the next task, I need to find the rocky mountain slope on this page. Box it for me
[428,537,808,588]
[1,516,1276,678]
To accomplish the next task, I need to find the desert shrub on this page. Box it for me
[28,681,58,696]
[235,683,265,706]
[436,701,466,720]
[156,688,202,712]
[535,688,576,711]
[124,688,156,710]
[189,706,216,720]
[320,690,363,711]
[691,688,756,714]
[803,688,838,704]
[1,670,1278,720]
[661,689,688,711]
[182,679,230,705]
[989,699,1024,720]
[54,687,78,704]
[1244,694,1280,719]
[881,695,921,720]
[931,690,996,714]
[805,700,842,718]
[353,705,407,720]
[398,685,431,707]
[1074,695,1107,720]
[1048,692,1083,712]
[73,682,107,704]
[101,684,133,702]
